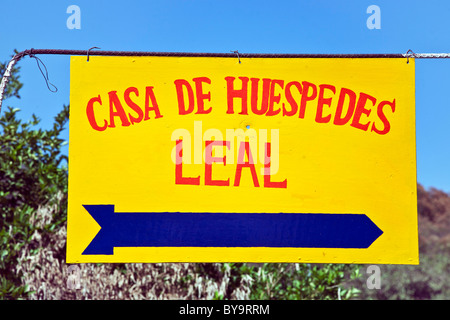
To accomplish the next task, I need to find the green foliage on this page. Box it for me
[352,251,450,300]
[0,106,69,226]
[0,104,69,299]
[220,263,361,300]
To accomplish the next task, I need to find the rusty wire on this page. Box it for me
[2,48,450,114]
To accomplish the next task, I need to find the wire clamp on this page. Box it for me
[231,50,241,64]
[405,49,417,64]
[87,47,101,62]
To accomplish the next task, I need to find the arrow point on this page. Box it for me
[361,215,383,248]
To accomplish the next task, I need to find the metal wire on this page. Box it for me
[28,52,57,92]
[10,48,450,59]
[2,48,450,114]
[5,49,410,59]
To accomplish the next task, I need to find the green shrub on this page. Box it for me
[0,105,69,299]
[220,263,361,300]
[353,248,450,300]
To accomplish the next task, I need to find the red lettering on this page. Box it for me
[174,79,195,115]
[284,81,302,116]
[205,140,230,186]
[175,140,200,185]
[225,76,249,114]
[264,143,287,188]
[192,77,212,114]
[351,92,376,131]
[250,78,271,115]
[174,140,288,188]
[108,91,131,128]
[86,95,107,131]
[315,84,336,123]
[86,86,163,131]
[371,99,396,135]
[334,88,357,125]
[144,86,163,120]
[124,87,144,124]
[266,79,284,116]
[299,81,317,119]
[234,141,259,187]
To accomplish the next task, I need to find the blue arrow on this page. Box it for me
[81,205,383,255]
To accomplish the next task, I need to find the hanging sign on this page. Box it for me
[67,56,418,264]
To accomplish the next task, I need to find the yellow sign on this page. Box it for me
[67,56,418,264]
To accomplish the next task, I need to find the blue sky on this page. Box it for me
[1,0,449,192]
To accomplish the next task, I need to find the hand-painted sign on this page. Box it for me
[67,56,418,264]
